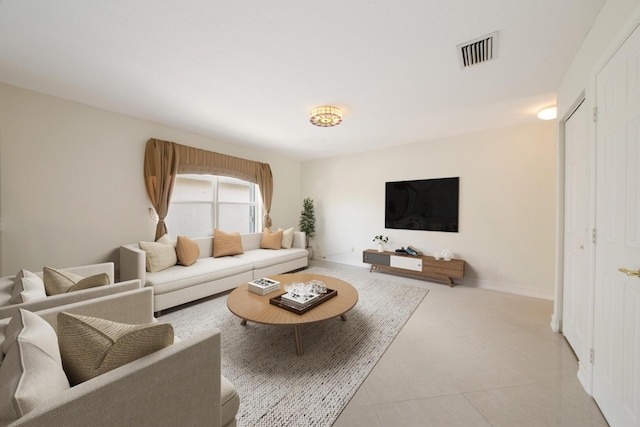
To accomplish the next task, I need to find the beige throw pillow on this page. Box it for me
[176,236,200,266]
[0,309,70,421]
[260,228,283,250]
[43,267,110,296]
[57,312,174,386]
[138,234,177,272]
[213,229,244,258]
[9,270,47,304]
[280,227,295,249]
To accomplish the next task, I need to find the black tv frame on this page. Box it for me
[385,177,459,232]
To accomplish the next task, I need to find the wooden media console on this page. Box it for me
[363,249,465,286]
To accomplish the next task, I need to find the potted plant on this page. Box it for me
[299,197,316,259]
[373,235,389,252]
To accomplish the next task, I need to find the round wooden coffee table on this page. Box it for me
[227,273,358,355]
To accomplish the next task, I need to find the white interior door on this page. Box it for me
[562,100,591,385]
[593,22,640,427]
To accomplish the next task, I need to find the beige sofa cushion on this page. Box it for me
[0,309,70,421]
[57,312,174,385]
[176,236,200,266]
[260,228,283,250]
[43,267,110,296]
[9,270,47,304]
[139,234,177,272]
[213,229,244,258]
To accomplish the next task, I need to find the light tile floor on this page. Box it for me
[316,261,609,427]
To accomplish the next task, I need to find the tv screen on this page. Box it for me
[385,177,459,232]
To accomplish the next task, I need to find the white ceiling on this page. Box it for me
[0,0,605,160]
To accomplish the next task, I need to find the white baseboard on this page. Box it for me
[550,314,562,333]
[577,361,589,394]
[454,278,554,300]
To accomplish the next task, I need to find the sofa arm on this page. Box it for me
[293,231,306,249]
[0,279,142,320]
[10,330,223,427]
[120,244,147,284]
[35,287,155,332]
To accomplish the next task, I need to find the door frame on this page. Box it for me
[553,93,597,394]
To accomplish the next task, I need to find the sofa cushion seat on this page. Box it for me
[232,248,308,270]
[146,257,254,295]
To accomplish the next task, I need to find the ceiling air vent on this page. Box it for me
[457,31,498,68]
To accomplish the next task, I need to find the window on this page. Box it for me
[165,174,262,238]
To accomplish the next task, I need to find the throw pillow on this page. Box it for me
[213,229,244,258]
[57,312,174,386]
[280,227,295,249]
[43,267,111,296]
[138,234,177,272]
[0,309,70,421]
[9,270,47,304]
[176,236,200,266]
[260,228,283,250]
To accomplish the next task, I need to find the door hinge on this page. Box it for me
[593,106,598,123]
[590,348,595,364]
[592,228,597,244]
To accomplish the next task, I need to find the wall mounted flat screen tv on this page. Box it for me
[385,177,459,232]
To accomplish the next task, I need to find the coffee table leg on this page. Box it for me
[240,319,247,326]
[294,325,304,356]
[340,314,347,321]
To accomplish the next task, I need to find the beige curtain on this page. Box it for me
[144,138,274,236]
[144,139,180,240]
[255,163,273,228]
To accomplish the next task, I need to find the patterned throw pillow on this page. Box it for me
[57,312,174,386]
[43,267,110,296]
[176,236,200,266]
[260,228,283,250]
[213,229,244,258]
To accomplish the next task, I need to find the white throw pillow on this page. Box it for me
[138,234,178,272]
[280,227,295,249]
[0,309,70,421]
[9,270,46,304]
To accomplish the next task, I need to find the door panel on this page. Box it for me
[594,22,640,427]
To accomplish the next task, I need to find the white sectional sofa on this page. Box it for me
[0,262,142,320]
[120,231,308,314]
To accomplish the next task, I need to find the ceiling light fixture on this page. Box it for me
[310,106,343,127]
[537,105,557,120]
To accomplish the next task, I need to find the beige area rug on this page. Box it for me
[161,266,428,427]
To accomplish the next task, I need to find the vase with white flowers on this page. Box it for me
[373,235,389,252]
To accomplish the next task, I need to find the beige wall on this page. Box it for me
[0,84,302,276]
[302,121,557,299]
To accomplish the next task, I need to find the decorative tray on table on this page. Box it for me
[269,289,338,314]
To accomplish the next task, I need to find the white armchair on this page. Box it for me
[0,287,239,427]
